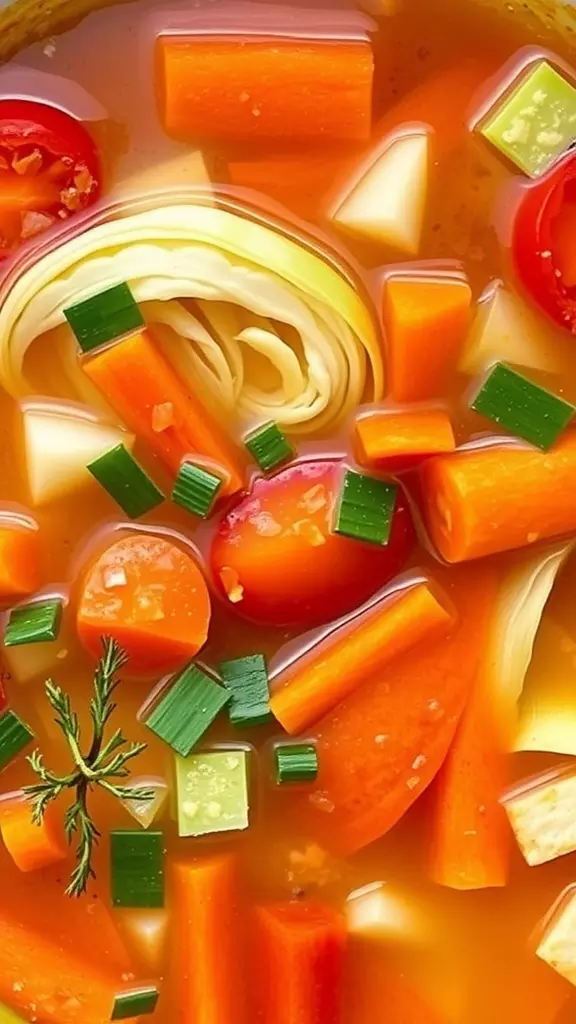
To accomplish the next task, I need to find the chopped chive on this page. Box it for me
[144,664,230,757]
[0,710,34,772]
[471,362,575,450]
[110,830,164,908]
[275,743,318,784]
[175,749,250,837]
[4,598,63,648]
[112,985,160,1020]
[333,469,397,545]
[64,283,145,353]
[171,461,222,519]
[479,61,576,178]
[88,443,164,519]
[244,422,295,472]
[219,654,273,729]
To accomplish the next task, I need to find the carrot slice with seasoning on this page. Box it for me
[0,522,41,601]
[354,407,455,468]
[0,793,66,874]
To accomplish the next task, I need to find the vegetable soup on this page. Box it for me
[2,0,576,1021]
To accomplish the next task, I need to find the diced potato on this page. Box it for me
[346,881,428,943]
[515,618,576,756]
[536,884,576,987]
[503,765,576,865]
[331,132,429,254]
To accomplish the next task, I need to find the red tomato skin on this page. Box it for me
[210,459,415,629]
[0,99,100,172]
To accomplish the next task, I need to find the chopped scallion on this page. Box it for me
[110,830,164,908]
[275,742,318,784]
[219,654,273,729]
[244,422,294,472]
[88,443,164,518]
[112,985,160,1020]
[470,362,575,450]
[64,283,145,353]
[144,664,229,757]
[333,469,397,545]
[175,749,250,837]
[171,461,222,518]
[4,598,63,648]
[0,710,34,772]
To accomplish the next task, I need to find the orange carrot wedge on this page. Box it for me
[77,533,211,673]
[0,793,66,874]
[82,329,245,494]
[156,37,373,144]
[257,902,346,1024]
[355,408,455,467]
[290,564,498,854]
[271,578,455,735]
[384,275,472,403]
[0,521,41,601]
[420,432,576,563]
[172,856,244,1024]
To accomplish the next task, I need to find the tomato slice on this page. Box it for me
[0,99,101,257]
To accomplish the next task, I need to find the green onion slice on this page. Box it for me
[0,710,34,772]
[333,469,397,545]
[4,598,63,647]
[144,664,230,757]
[111,985,160,1020]
[275,742,318,784]
[87,443,164,519]
[171,462,222,519]
[219,654,274,729]
[244,422,295,472]
[64,283,145,354]
[110,830,164,909]
[471,362,575,450]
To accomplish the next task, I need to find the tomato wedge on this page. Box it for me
[0,99,101,257]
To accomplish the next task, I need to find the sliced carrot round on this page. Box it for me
[76,533,211,674]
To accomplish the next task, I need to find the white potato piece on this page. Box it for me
[503,765,576,866]
[346,881,428,944]
[537,884,576,987]
[331,132,429,254]
[120,776,168,830]
[515,618,576,756]
[116,909,168,971]
[23,402,134,506]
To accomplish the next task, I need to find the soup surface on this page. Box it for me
[1,0,576,1022]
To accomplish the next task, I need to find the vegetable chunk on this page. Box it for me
[537,884,576,987]
[503,765,576,866]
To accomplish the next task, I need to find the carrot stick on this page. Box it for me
[82,329,245,494]
[0,523,41,601]
[172,855,244,1024]
[257,902,346,1024]
[420,432,576,563]
[0,793,66,874]
[354,408,455,467]
[271,578,455,735]
[383,275,472,403]
[156,37,373,145]
[289,564,498,854]
[77,532,211,673]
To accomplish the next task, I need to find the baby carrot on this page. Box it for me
[0,523,41,601]
[172,856,244,1024]
[82,329,245,495]
[420,432,576,562]
[271,579,455,735]
[354,408,455,467]
[256,902,346,1024]
[0,793,66,874]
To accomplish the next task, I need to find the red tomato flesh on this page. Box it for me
[210,459,415,629]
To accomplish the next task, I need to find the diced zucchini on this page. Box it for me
[112,985,159,1020]
[120,776,168,830]
[536,884,576,987]
[87,444,164,519]
[175,748,250,837]
[110,830,164,908]
[144,664,230,757]
[503,765,576,866]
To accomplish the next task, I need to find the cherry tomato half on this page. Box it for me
[210,459,415,629]
[0,99,101,258]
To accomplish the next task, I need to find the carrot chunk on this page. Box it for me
[355,408,455,467]
[257,902,346,1024]
[82,329,245,494]
[420,432,576,562]
[384,275,472,403]
[0,522,41,601]
[0,793,67,874]
[76,533,211,673]
[156,37,373,144]
[172,856,244,1024]
[271,579,455,735]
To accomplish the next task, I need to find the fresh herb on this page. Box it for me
[24,638,152,897]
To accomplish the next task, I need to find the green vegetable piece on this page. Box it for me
[110,830,164,908]
[244,421,295,472]
[4,598,63,647]
[172,461,222,518]
[145,664,230,757]
[0,711,34,772]
[175,748,250,837]
[112,985,160,1020]
[333,469,397,546]
[64,283,145,353]
[88,443,164,519]
[471,362,575,450]
[219,654,274,728]
[275,742,318,784]
[480,60,576,178]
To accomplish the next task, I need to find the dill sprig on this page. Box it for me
[25,637,153,898]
